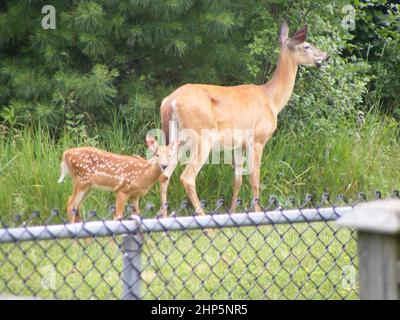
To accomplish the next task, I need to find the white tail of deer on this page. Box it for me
[159,21,330,216]
[58,138,179,223]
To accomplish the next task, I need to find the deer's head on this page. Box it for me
[146,137,180,173]
[279,21,329,68]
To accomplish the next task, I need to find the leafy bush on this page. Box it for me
[350,0,400,117]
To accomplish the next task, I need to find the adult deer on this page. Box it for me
[159,21,329,216]
[58,138,179,223]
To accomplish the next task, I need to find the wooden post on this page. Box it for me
[337,200,400,300]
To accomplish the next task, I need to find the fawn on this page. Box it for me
[58,138,179,223]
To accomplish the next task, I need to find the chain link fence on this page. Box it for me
[0,191,398,300]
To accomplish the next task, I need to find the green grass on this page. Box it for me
[0,111,398,222]
[0,110,398,299]
[0,223,358,300]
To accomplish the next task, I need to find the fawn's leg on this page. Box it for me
[129,196,140,215]
[67,183,91,223]
[114,191,129,220]
[159,175,171,218]
[108,192,129,251]
[159,151,180,217]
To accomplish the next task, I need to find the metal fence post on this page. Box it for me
[337,200,400,300]
[121,232,143,300]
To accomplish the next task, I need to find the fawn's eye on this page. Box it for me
[304,45,311,50]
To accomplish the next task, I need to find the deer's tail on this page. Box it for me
[57,154,69,183]
[161,98,172,145]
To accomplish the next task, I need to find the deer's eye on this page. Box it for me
[304,45,311,50]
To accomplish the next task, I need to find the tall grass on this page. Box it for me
[0,224,357,299]
[0,110,398,222]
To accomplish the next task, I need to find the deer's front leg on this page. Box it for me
[230,150,243,213]
[249,143,264,212]
[115,191,129,220]
[180,141,211,216]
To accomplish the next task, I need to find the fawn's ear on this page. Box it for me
[146,137,158,154]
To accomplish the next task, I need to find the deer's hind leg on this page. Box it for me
[67,182,92,223]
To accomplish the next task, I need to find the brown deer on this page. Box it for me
[58,138,179,223]
[159,21,330,216]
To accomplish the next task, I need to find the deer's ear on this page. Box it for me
[289,25,308,46]
[146,137,158,153]
[279,20,289,45]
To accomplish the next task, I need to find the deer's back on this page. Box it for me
[64,147,147,183]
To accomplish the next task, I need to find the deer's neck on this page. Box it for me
[263,50,298,115]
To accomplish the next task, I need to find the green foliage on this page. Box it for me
[0,0,398,130]
[244,1,373,129]
[350,0,400,116]
[0,0,398,218]
[0,226,357,299]
[77,64,119,110]
[0,0,252,129]
[0,111,397,219]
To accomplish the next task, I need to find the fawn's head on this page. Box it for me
[146,137,180,172]
[279,21,329,68]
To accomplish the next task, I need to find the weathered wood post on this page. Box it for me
[337,200,400,300]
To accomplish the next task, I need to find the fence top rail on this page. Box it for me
[0,206,353,243]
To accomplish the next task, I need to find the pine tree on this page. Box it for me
[0,0,393,131]
[0,0,250,130]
